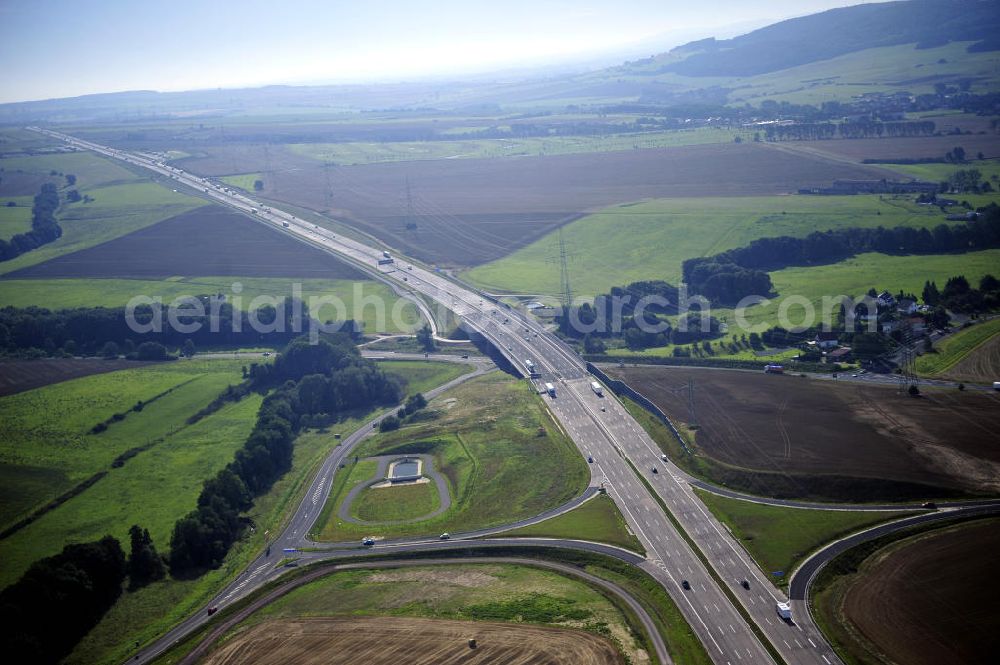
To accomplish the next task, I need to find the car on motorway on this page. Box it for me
[207,607,218,615]
[681,580,690,590]
[362,537,375,547]
[660,454,668,461]
[741,579,750,589]
[651,467,658,474]
[921,502,937,509]
[439,533,450,540]
[587,455,593,463]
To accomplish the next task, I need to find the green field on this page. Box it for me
[891,158,1000,185]
[716,249,1000,332]
[500,493,643,553]
[0,276,423,334]
[915,317,1000,376]
[0,181,203,276]
[349,481,440,522]
[289,127,743,165]
[0,198,32,238]
[693,488,910,583]
[371,359,471,393]
[464,194,964,298]
[63,359,475,664]
[0,359,254,588]
[219,172,262,191]
[313,372,590,541]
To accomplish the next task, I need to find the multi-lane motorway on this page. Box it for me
[31,127,987,665]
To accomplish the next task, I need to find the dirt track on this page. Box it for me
[841,518,1000,665]
[612,366,1000,496]
[202,616,624,665]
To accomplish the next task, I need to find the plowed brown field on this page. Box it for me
[841,518,1000,665]
[611,366,1000,496]
[4,205,364,280]
[202,616,624,665]
[939,332,1000,384]
[187,142,886,267]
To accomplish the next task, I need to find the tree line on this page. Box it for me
[0,298,360,358]
[0,183,62,262]
[0,523,166,664]
[168,336,401,575]
[558,280,723,351]
[683,203,1000,304]
[763,120,935,141]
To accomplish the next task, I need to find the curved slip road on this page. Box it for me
[178,555,670,665]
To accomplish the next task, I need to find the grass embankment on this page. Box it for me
[0,360,255,588]
[350,481,440,522]
[693,488,910,583]
[464,194,971,299]
[915,317,1000,377]
[64,359,467,665]
[0,151,203,276]
[499,494,644,554]
[313,372,590,541]
[0,277,422,334]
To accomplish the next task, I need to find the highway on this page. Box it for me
[33,127,849,665]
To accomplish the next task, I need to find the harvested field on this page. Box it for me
[611,366,1000,497]
[785,134,1000,164]
[841,518,1000,665]
[202,616,624,665]
[3,205,364,280]
[0,358,151,396]
[195,142,887,267]
[937,329,1000,384]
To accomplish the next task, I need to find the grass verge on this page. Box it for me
[692,488,910,583]
[499,493,645,554]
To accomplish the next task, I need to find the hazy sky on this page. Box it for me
[0,0,881,103]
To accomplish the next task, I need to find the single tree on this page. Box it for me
[127,525,166,589]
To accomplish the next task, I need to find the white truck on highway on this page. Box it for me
[545,382,556,397]
[591,381,603,396]
[776,601,792,621]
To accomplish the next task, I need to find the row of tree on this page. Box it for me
[0,298,360,358]
[923,274,1000,313]
[0,183,62,262]
[168,336,401,575]
[0,523,165,664]
[559,280,724,350]
[682,203,1000,304]
[762,120,936,142]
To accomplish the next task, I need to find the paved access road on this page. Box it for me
[35,128,834,665]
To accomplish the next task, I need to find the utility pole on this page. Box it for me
[687,377,698,428]
[558,227,573,314]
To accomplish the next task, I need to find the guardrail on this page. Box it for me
[585,362,690,454]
